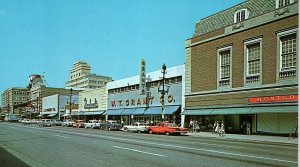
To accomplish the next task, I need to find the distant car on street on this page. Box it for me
[101,120,122,131]
[62,120,75,127]
[38,119,52,127]
[122,122,149,133]
[147,122,188,135]
[72,120,85,128]
[52,119,63,126]
[84,120,101,129]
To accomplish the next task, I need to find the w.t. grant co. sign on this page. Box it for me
[249,95,298,103]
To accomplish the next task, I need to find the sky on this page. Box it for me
[0,0,243,95]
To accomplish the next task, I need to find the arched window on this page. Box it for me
[234,9,249,23]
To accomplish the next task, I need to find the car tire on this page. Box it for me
[108,127,111,131]
[149,130,153,134]
[137,130,141,134]
[165,132,170,136]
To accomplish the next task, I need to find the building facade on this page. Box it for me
[65,61,112,89]
[183,0,298,135]
[77,87,107,120]
[1,87,29,115]
[42,94,79,119]
[106,65,185,125]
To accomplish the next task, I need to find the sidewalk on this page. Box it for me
[187,131,298,145]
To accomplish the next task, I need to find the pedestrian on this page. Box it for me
[189,120,194,132]
[246,122,251,135]
[240,122,246,134]
[214,121,220,134]
[219,122,225,137]
[121,120,124,127]
[212,121,217,134]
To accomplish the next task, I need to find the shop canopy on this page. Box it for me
[212,107,253,115]
[144,106,162,115]
[120,108,135,115]
[181,109,214,115]
[164,105,180,114]
[82,111,105,116]
[48,113,57,117]
[249,105,298,114]
[132,108,146,115]
[104,109,124,115]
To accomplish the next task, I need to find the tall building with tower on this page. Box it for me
[65,61,113,89]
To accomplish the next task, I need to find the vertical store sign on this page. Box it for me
[139,59,146,95]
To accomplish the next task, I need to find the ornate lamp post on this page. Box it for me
[158,63,169,120]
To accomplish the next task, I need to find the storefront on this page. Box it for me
[78,87,107,121]
[42,94,79,120]
[183,94,298,135]
[105,65,184,125]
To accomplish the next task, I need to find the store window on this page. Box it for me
[277,28,297,81]
[217,46,232,89]
[244,38,262,85]
[234,9,249,23]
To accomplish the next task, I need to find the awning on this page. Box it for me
[250,106,298,114]
[181,109,214,115]
[132,108,146,115]
[104,109,124,115]
[71,112,85,116]
[212,107,253,115]
[82,111,105,116]
[164,105,180,114]
[120,108,135,115]
[144,107,163,115]
[48,113,57,117]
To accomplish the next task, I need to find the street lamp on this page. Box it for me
[158,63,169,120]
[69,88,73,118]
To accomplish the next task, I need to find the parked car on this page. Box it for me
[52,119,63,126]
[62,120,75,127]
[122,122,149,133]
[147,122,188,135]
[101,120,122,131]
[38,119,52,127]
[84,120,101,129]
[72,120,85,128]
[22,119,32,124]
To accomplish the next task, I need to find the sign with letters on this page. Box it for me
[249,95,298,103]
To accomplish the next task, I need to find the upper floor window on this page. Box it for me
[234,9,249,23]
[217,46,232,88]
[244,38,262,85]
[276,0,294,8]
[277,28,297,81]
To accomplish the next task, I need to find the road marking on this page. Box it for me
[7,124,298,164]
[113,146,167,157]
[53,134,70,139]
[190,142,245,149]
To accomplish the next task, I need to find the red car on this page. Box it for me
[147,122,188,135]
[72,120,85,128]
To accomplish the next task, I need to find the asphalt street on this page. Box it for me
[0,122,297,167]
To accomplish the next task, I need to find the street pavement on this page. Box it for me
[0,122,298,167]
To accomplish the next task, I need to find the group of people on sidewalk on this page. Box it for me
[212,121,225,137]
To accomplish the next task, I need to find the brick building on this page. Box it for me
[183,0,298,135]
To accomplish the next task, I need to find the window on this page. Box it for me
[234,9,249,23]
[220,50,231,79]
[276,0,294,8]
[244,38,262,85]
[277,28,297,81]
[281,35,296,70]
[217,46,232,88]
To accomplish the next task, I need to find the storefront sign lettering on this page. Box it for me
[249,95,298,103]
[110,95,173,108]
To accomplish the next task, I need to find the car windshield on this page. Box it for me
[167,123,178,127]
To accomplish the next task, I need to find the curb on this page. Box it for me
[187,133,298,146]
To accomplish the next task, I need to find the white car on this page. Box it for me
[62,120,75,127]
[84,120,101,129]
[122,122,149,133]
